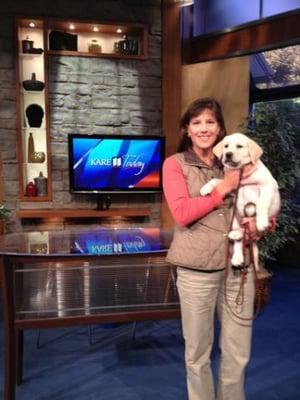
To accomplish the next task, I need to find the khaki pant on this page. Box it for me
[177,267,255,400]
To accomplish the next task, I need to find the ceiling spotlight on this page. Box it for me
[92,26,99,32]
[29,22,35,28]
[174,0,194,6]
[69,24,75,30]
[116,28,122,34]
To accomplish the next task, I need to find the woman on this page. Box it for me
[163,97,255,400]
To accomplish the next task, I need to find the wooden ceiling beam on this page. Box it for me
[183,10,300,64]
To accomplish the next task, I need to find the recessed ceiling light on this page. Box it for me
[174,0,194,5]
[116,28,122,34]
[29,22,35,28]
[69,24,75,30]
[93,26,99,32]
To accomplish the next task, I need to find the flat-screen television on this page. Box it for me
[68,134,165,194]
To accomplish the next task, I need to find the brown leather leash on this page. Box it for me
[223,170,263,321]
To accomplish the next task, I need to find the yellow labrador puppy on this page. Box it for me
[200,133,280,270]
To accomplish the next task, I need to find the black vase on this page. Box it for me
[23,73,45,91]
[25,104,44,128]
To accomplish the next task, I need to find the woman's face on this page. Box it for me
[187,109,221,153]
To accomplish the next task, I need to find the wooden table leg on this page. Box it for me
[15,329,24,385]
[0,256,16,400]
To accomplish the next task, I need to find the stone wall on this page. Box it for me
[0,0,162,232]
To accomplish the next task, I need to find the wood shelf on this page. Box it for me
[45,18,147,59]
[16,208,151,219]
[46,50,147,60]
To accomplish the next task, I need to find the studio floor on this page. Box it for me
[0,263,299,400]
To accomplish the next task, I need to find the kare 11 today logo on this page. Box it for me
[91,154,145,175]
[89,235,147,254]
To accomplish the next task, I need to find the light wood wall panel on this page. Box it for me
[0,154,4,235]
[161,1,182,228]
[181,56,250,134]
[0,153,3,202]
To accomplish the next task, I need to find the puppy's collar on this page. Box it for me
[241,162,259,179]
[223,162,259,179]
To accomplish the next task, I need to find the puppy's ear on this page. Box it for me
[248,138,263,164]
[213,139,224,159]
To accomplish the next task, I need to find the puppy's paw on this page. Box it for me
[200,182,214,196]
[200,179,220,196]
[256,215,269,232]
[231,251,244,267]
[244,203,256,217]
[228,230,243,241]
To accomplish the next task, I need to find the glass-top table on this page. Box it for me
[0,227,179,400]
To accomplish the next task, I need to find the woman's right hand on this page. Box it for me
[216,169,241,198]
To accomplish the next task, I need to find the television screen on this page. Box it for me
[68,134,165,194]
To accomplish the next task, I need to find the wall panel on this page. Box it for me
[182,56,250,135]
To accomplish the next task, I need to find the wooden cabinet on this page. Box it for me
[15,17,148,202]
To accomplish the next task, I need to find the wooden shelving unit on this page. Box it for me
[16,208,151,219]
[16,17,52,202]
[15,16,149,203]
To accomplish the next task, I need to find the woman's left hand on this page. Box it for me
[242,216,277,241]
[242,217,263,241]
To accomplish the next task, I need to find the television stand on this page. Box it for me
[95,195,112,210]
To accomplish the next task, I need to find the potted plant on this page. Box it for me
[0,203,10,235]
[242,99,300,263]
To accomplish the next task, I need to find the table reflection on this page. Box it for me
[0,227,173,256]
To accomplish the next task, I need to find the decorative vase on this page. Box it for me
[28,132,35,162]
[27,132,45,163]
[25,104,44,128]
[34,171,48,196]
[31,152,46,163]
[25,181,37,197]
[88,40,101,53]
[23,73,45,91]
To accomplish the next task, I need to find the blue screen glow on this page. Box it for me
[68,135,164,193]
[70,228,165,255]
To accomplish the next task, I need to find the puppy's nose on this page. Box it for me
[225,152,233,160]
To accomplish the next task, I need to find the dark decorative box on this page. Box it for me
[49,30,78,51]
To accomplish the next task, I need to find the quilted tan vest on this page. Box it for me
[166,150,233,271]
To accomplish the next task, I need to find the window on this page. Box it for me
[250,44,300,104]
[192,0,300,36]
[251,45,300,89]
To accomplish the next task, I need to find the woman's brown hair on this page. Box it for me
[177,97,227,152]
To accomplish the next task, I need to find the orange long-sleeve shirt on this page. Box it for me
[162,155,224,227]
